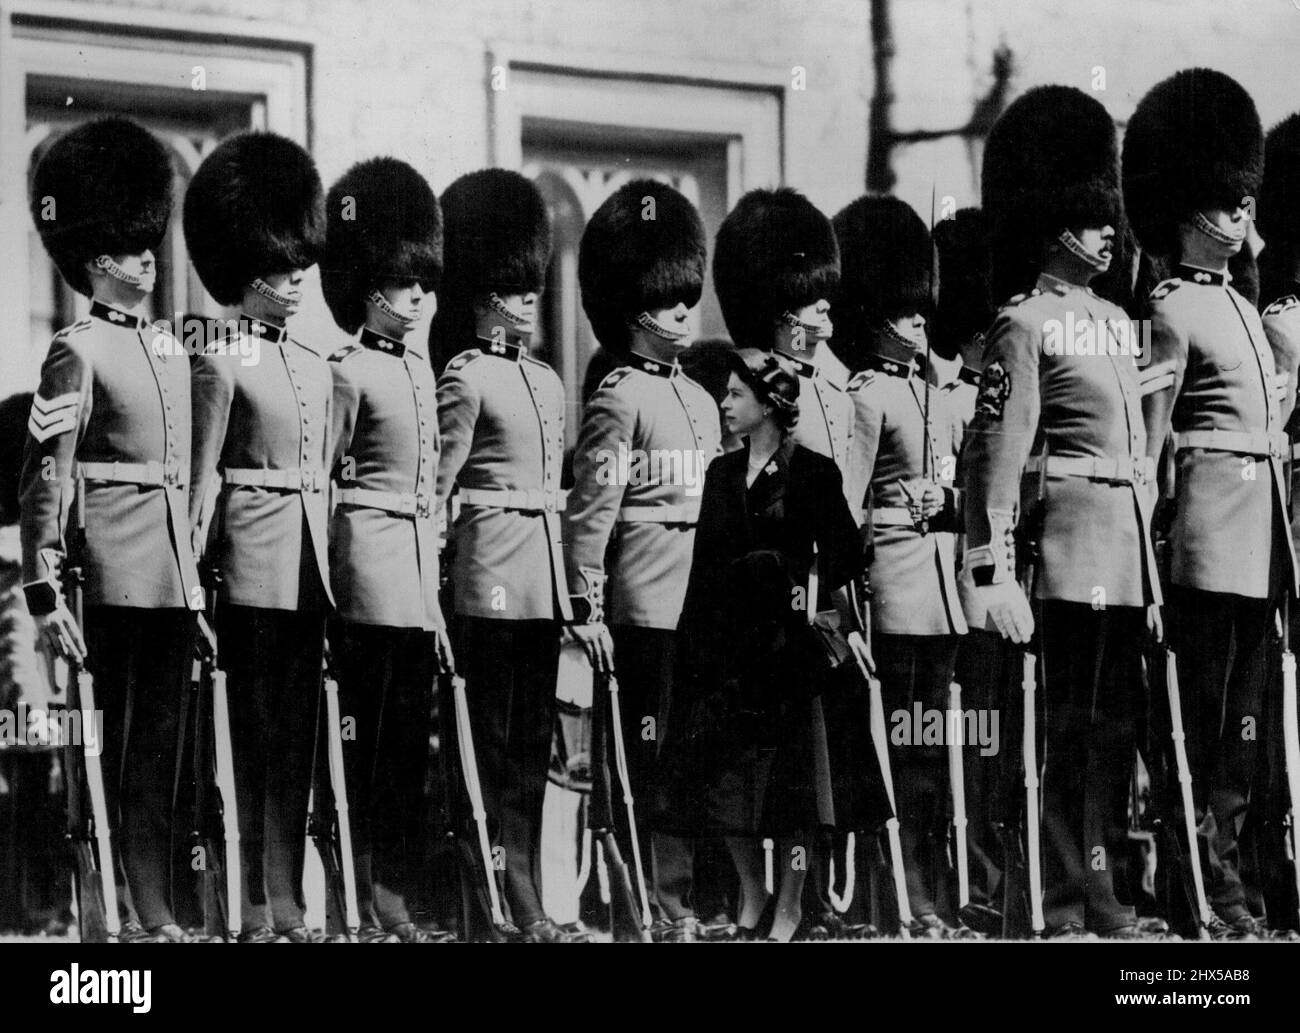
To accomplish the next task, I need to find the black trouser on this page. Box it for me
[953,629,1010,914]
[454,616,559,929]
[604,624,694,927]
[877,633,961,919]
[1039,601,1141,934]
[82,605,194,930]
[218,605,325,933]
[332,620,438,931]
[1168,584,1278,921]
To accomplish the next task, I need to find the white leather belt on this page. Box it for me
[1025,454,1156,485]
[459,487,565,513]
[616,503,699,525]
[335,486,431,518]
[223,467,324,493]
[871,506,914,527]
[1291,442,1300,462]
[1173,429,1286,460]
[77,459,184,488]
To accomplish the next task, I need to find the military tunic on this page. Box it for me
[187,314,334,935]
[328,326,444,933]
[434,333,569,931]
[963,272,1159,934]
[329,327,442,630]
[19,300,202,931]
[778,350,855,509]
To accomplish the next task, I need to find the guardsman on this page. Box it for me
[432,169,586,943]
[565,179,719,942]
[1127,69,1300,942]
[964,85,1161,940]
[320,157,454,944]
[1125,69,1298,941]
[184,132,335,944]
[932,206,1006,933]
[1257,112,1300,935]
[713,186,877,940]
[834,195,974,938]
[22,118,204,943]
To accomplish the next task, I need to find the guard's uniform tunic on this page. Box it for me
[565,353,721,927]
[328,326,443,932]
[1142,266,1299,922]
[435,334,568,930]
[20,300,202,931]
[964,273,1160,934]
[849,343,969,918]
[189,315,333,935]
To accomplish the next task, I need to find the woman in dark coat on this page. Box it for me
[666,349,868,941]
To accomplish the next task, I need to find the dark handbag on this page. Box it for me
[808,609,854,671]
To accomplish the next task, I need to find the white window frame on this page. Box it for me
[0,0,313,394]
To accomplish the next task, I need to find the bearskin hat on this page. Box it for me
[578,179,706,353]
[982,85,1122,303]
[183,132,324,306]
[1122,68,1263,260]
[320,157,442,334]
[931,207,993,359]
[713,187,840,350]
[830,195,932,361]
[428,169,551,370]
[30,118,173,298]
[1262,114,1300,253]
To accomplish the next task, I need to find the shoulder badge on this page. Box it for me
[1263,294,1300,318]
[974,359,1011,421]
[444,349,481,373]
[598,367,634,391]
[1149,278,1182,302]
[999,288,1042,311]
[847,369,876,392]
[329,341,364,364]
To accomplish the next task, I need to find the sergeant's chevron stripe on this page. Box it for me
[28,391,80,443]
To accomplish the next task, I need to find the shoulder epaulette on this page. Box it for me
[999,287,1043,311]
[290,337,324,358]
[1149,278,1182,302]
[847,369,876,391]
[598,367,634,391]
[957,365,982,387]
[444,349,481,373]
[329,341,364,364]
[55,318,94,340]
[1263,294,1300,318]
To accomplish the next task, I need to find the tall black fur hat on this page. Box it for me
[320,157,442,334]
[932,207,993,358]
[30,118,173,298]
[830,195,932,353]
[183,132,324,306]
[579,179,706,352]
[439,168,551,300]
[1122,68,1263,260]
[713,187,839,350]
[982,85,1122,302]
[1261,113,1300,255]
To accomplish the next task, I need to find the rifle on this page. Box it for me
[1018,448,1047,938]
[307,645,360,940]
[588,667,653,941]
[947,681,970,911]
[844,566,913,938]
[438,667,515,937]
[191,605,240,942]
[62,474,120,941]
[1163,648,1214,938]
